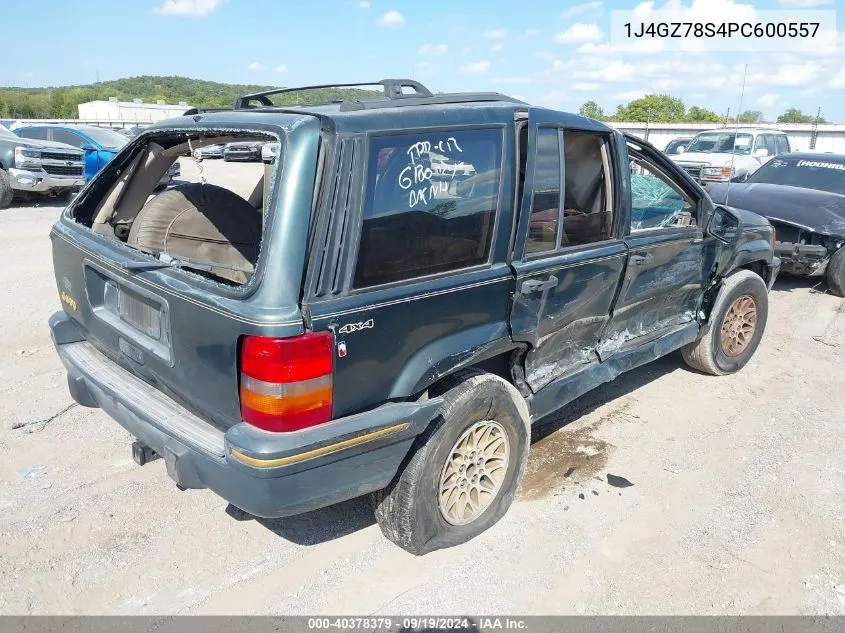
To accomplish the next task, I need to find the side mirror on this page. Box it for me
[730,172,749,183]
[81,143,97,152]
[708,205,741,243]
[754,148,769,159]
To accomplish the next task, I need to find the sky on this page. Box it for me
[2,0,843,121]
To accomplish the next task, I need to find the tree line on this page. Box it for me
[578,94,827,125]
[0,75,381,119]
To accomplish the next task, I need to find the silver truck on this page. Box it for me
[671,128,791,189]
[0,125,85,208]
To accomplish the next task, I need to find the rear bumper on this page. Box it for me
[9,168,85,193]
[49,311,440,518]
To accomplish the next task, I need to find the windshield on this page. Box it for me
[79,126,129,149]
[686,132,753,155]
[747,156,845,196]
[0,126,18,139]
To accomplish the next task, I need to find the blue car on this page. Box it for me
[15,125,129,181]
[16,124,179,185]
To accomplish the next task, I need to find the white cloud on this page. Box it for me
[359,0,371,7]
[777,0,832,5]
[377,10,404,28]
[555,23,603,44]
[756,93,781,107]
[491,43,504,53]
[152,0,226,16]
[247,62,263,71]
[574,59,634,82]
[561,1,602,20]
[571,82,600,91]
[275,65,287,73]
[418,43,448,56]
[829,69,845,89]
[613,90,647,101]
[461,60,491,74]
[491,76,531,85]
[484,29,508,39]
[745,62,823,87]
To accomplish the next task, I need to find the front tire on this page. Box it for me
[0,169,13,209]
[826,247,845,298]
[372,370,530,555]
[682,270,769,375]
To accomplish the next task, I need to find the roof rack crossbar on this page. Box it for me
[233,79,433,109]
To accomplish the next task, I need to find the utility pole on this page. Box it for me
[810,107,822,150]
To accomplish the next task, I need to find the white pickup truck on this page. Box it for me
[671,128,791,189]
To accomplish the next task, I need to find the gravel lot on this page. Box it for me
[1,163,844,615]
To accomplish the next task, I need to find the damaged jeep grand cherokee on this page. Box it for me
[49,80,779,555]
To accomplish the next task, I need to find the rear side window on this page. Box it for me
[354,128,503,288]
[776,135,790,155]
[562,131,613,246]
[527,128,562,254]
[17,127,48,141]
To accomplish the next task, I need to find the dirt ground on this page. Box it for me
[1,161,844,615]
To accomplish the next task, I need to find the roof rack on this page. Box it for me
[233,79,433,110]
[182,106,233,116]
[339,92,524,111]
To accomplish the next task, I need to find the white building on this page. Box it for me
[77,97,192,124]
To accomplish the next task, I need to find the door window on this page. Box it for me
[562,131,614,246]
[763,134,777,157]
[526,128,561,254]
[50,129,84,148]
[775,135,790,155]
[630,155,697,232]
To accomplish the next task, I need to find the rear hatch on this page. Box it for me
[50,116,320,429]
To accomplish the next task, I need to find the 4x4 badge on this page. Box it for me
[338,319,374,335]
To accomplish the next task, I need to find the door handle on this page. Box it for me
[521,275,558,294]
[630,253,653,266]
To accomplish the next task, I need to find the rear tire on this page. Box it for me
[0,169,13,209]
[372,370,530,555]
[682,270,769,376]
[826,247,845,298]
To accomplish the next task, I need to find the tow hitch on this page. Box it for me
[131,440,160,466]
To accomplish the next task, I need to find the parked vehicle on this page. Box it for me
[194,144,226,160]
[48,79,779,555]
[708,152,845,296]
[0,125,85,209]
[16,124,129,181]
[224,141,263,161]
[672,128,791,188]
[663,137,692,156]
[16,125,179,187]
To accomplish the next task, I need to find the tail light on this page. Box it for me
[239,332,333,432]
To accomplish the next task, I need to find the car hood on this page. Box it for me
[708,182,845,237]
[13,138,82,152]
[674,152,751,167]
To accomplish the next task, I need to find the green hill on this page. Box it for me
[0,75,382,119]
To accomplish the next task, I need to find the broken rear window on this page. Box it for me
[71,131,281,287]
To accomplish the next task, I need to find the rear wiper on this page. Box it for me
[123,252,253,274]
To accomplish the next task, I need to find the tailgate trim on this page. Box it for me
[61,340,226,457]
